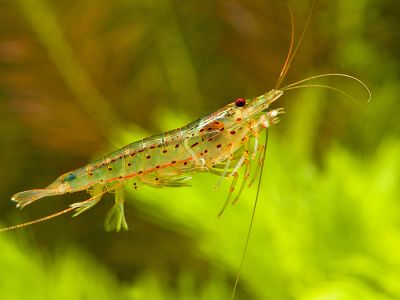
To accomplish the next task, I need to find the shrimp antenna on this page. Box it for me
[275,0,316,90]
[282,73,372,104]
[0,206,76,233]
[230,129,269,300]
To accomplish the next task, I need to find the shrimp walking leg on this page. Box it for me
[252,136,259,159]
[214,144,235,191]
[213,159,232,191]
[248,143,266,188]
[218,172,239,218]
[218,139,252,216]
[230,146,248,176]
[232,159,251,205]
[104,186,128,232]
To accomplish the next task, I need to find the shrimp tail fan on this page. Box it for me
[11,189,61,209]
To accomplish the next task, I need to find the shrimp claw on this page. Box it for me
[218,172,239,218]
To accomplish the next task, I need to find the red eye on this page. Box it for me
[235,98,246,107]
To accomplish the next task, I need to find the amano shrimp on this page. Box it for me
[0,5,369,234]
[2,89,285,232]
[0,3,371,298]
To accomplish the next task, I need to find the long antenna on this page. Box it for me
[0,206,76,232]
[275,0,316,90]
[282,73,372,103]
[230,130,269,300]
[275,5,295,89]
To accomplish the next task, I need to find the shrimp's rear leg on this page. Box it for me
[218,172,239,218]
[217,140,251,217]
[248,143,266,188]
[214,144,235,191]
[71,184,105,217]
[232,158,251,206]
[104,185,128,232]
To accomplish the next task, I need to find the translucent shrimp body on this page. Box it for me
[10,89,284,231]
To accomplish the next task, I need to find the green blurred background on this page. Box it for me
[1,0,399,299]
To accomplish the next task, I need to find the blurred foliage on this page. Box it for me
[1,0,399,299]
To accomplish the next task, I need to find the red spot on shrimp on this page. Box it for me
[190,142,199,148]
[216,144,222,148]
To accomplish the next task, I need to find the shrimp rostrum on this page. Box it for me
[7,90,284,232]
